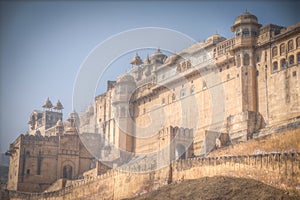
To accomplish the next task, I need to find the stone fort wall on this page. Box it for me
[5,151,299,200]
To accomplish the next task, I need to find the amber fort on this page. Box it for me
[1,11,300,199]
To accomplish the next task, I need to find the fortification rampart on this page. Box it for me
[5,151,299,200]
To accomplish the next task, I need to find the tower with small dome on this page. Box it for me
[229,11,262,139]
[29,98,64,136]
[111,73,136,161]
[228,11,261,140]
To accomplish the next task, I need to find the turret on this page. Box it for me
[130,53,143,66]
[231,11,262,53]
[29,98,63,136]
[55,119,64,135]
[231,11,261,112]
[53,100,64,112]
[149,48,167,65]
[42,97,53,110]
[227,12,263,142]
[111,74,136,161]
[65,111,79,135]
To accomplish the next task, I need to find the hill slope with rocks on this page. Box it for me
[126,176,299,200]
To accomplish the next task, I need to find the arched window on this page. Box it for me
[280,59,287,68]
[63,165,73,179]
[180,89,186,97]
[272,46,278,57]
[280,44,286,55]
[297,52,300,63]
[272,61,278,72]
[288,40,294,51]
[243,53,250,66]
[242,28,249,37]
[297,37,300,48]
[289,55,294,65]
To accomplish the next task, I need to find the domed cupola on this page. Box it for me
[130,53,143,66]
[164,53,180,65]
[149,48,167,65]
[116,73,135,83]
[205,33,226,45]
[65,111,79,134]
[56,119,63,127]
[87,105,94,114]
[234,11,258,25]
[55,119,64,135]
[68,111,80,127]
[231,11,262,37]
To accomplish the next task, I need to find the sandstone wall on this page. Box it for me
[7,150,300,200]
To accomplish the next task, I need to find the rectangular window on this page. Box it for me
[256,54,260,62]
[37,158,41,175]
[264,51,267,62]
[293,71,297,77]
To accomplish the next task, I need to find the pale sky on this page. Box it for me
[0,0,299,152]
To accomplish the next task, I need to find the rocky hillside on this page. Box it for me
[127,176,299,200]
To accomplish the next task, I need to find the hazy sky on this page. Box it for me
[0,0,299,152]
